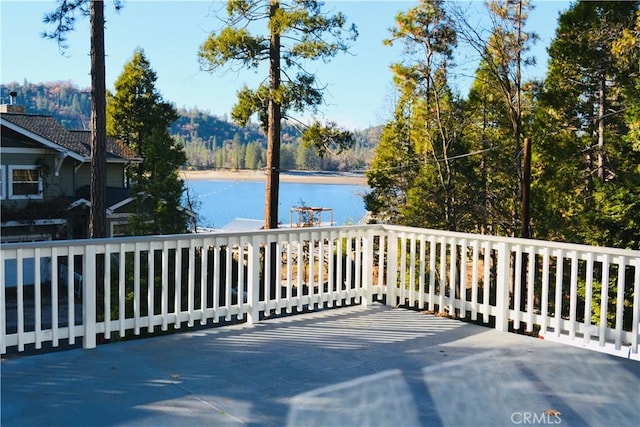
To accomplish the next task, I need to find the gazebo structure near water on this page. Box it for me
[290,206,334,228]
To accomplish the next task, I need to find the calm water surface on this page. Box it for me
[184,179,369,229]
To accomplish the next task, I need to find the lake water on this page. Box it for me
[184,179,369,229]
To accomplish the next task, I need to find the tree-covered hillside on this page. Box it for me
[1,80,92,129]
[1,81,379,171]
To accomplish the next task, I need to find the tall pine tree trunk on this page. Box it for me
[89,0,107,238]
[265,0,281,230]
[597,74,606,183]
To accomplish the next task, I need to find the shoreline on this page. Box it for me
[180,169,368,186]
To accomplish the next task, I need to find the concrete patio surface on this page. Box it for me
[1,303,638,426]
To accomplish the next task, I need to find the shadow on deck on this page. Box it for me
[1,303,638,426]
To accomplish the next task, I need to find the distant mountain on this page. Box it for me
[1,81,381,171]
[1,80,92,130]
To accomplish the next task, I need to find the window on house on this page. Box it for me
[8,166,43,199]
[111,222,130,237]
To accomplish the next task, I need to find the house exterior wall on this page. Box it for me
[74,162,126,188]
[2,137,130,242]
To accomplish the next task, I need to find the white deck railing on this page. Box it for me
[1,225,639,360]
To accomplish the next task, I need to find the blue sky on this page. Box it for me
[1,1,570,129]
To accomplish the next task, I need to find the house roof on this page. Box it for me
[0,112,140,163]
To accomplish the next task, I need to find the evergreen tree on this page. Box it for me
[366,0,473,230]
[107,49,190,235]
[364,108,419,224]
[464,60,523,236]
[454,0,537,237]
[535,1,640,248]
[107,49,178,159]
[43,0,123,238]
[244,141,264,170]
[198,0,357,229]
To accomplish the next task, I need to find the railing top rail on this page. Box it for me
[0,224,387,251]
[1,223,637,260]
[381,225,640,258]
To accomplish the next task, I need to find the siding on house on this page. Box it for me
[1,109,141,241]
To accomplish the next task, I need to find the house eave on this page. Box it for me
[1,219,67,227]
[0,118,86,162]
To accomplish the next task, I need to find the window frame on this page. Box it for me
[0,165,5,200]
[8,165,43,200]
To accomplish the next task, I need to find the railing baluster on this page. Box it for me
[540,248,550,335]
[199,239,208,326]
[449,238,457,316]
[16,249,24,351]
[376,232,385,294]
[554,249,564,337]
[34,248,42,349]
[67,246,75,346]
[327,231,336,308]
[187,241,196,327]
[632,258,640,357]
[496,242,510,332]
[134,243,141,335]
[236,238,244,318]
[526,246,535,332]
[614,256,626,351]
[51,247,59,346]
[459,238,467,319]
[386,231,398,307]
[212,241,220,323]
[263,240,271,314]
[83,244,96,349]
[309,232,316,308]
[418,234,426,309]
[409,234,416,307]
[513,245,523,330]
[599,254,610,347]
[471,240,479,321]
[428,236,436,312]
[104,245,112,339]
[482,241,490,324]
[584,252,594,345]
[335,235,343,307]
[247,235,260,325]
[315,233,326,307]
[275,239,282,314]
[147,243,156,332]
[439,237,447,313]
[569,251,579,340]
[174,241,183,329]
[224,238,233,321]
[161,241,169,331]
[119,244,126,337]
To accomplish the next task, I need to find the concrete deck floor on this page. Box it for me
[1,303,638,427]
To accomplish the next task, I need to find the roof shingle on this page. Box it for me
[1,112,140,162]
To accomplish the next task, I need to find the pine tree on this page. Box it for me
[43,0,123,238]
[454,0,537,237]
[198,0,357,229]
[107,49,190,235]
[536,1,640,248]
[366,0,472,230]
